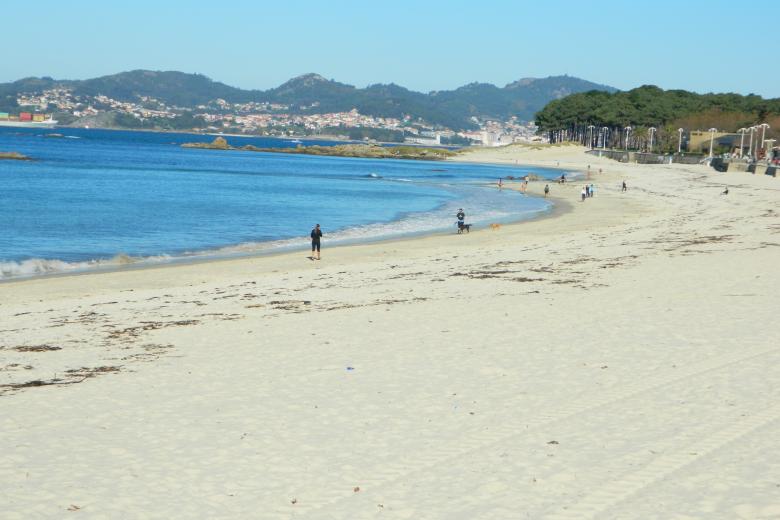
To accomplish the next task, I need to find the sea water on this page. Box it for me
[0,128,573,280]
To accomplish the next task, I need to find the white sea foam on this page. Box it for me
[0,253,172,281]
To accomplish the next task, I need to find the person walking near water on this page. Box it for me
[544,184,550,197]
[581,186,587,202]
[310,224,323,260]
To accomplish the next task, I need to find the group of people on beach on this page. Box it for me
[580,183,596,201]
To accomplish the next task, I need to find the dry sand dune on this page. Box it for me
[1,145,779,519]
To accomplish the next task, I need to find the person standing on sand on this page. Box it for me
[622,180,627,192]
[590,183,595,197]
[310,224,323,260]
[544,184,550,197]
[581,186,587,202]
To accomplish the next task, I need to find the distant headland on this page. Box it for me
[182,137,455,160]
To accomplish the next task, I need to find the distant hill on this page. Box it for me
[0,70,616,130]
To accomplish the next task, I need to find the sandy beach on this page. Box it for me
[2,144,779,518]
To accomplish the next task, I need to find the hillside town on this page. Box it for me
[11,87,541,145]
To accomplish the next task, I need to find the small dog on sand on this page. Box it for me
[490,223,501,231]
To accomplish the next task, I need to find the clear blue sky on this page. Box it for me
[2,0,777,97]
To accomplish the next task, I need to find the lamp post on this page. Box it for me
[587,125,595,148]
[708,128,718,158]
[738,128,746,158]
[624,126,632,150]
[677,128,684,154]
[602,126,609,149]
[648,127,657,152]
[759,123,771,152]
[748,126,756,158]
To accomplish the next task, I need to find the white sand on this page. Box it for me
[1,144,779,519]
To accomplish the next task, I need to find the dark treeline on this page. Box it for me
[535,85,780,151]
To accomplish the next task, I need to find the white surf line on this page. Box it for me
[544,403,780,519]
[293,345,780,515]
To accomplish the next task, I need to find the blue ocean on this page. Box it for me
[0,128,570,279]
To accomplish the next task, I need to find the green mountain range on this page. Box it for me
[0,70,617,129]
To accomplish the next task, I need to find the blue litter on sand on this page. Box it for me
[346,367,355,371]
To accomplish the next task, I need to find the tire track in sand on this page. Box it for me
[544,403,780,519]
[292,345,779,516]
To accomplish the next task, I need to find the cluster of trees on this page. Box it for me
[440,134,474,146]
[113,112,207,131]
[535,85,780,151]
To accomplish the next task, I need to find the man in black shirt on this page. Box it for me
[310,224,323,260]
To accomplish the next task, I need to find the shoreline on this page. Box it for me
[0,178,565,284]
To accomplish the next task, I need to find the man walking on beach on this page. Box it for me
[622,180,627,192]
[310,224,323,260]
[581,186,587,202]
[544,184,550,197]
[456,208,466,232]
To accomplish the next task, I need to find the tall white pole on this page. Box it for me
[624,126,632,150]
[602,127,609,149]
[678,128,684,154]
[648,127,656,152]
[760,123,770,153]
[748,127,755,158]
[738,128,746,158]
[708,128,717,158]
[587,125,595,148]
